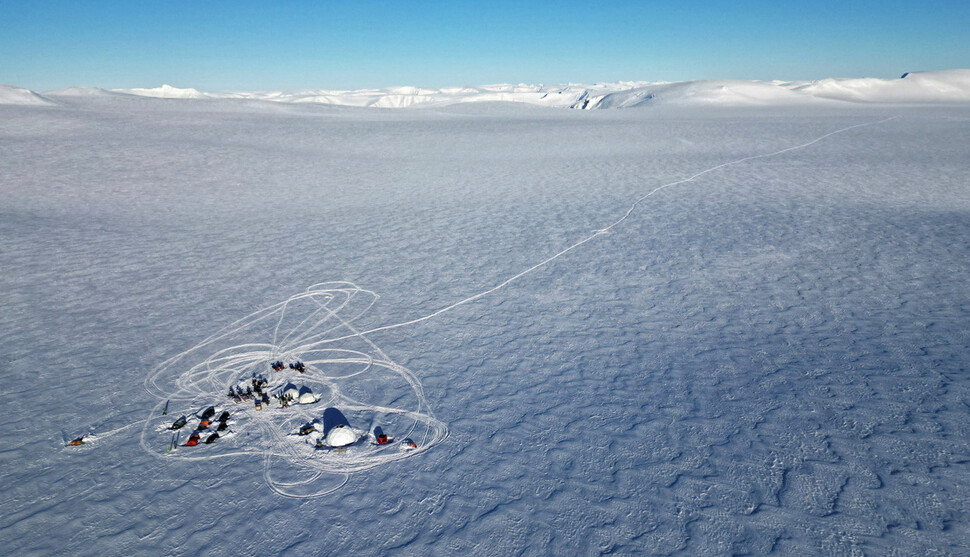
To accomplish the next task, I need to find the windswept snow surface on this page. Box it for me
[788,69,970,104]
[586,70,970,108]
[105,70,970,108]
[0,83,54,106]
[2,93,970,556]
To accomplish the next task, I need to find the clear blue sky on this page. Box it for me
[1,0,967,91]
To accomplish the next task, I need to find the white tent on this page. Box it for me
[323,407,357,447]
[282,383,299,400]
[298,386,318,405]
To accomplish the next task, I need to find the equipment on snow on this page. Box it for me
[217,421,228,432]
[67,436,84,446]
[171,416,188,430]
[401,438,417,450]
[185,433,201,447]
[217,411,229,423]
[306,429,323,446]
[374,426,389,445]
[299,424,316,435]
[205,432,219,444]
[200,406,215,421]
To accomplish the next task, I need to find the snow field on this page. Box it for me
[344,116,899,343]
[1,97,969,555]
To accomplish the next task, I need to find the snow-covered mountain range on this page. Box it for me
[3,69,969,108]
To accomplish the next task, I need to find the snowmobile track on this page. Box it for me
[140,282,448,498]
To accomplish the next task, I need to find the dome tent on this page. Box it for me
[298,386,318,405]
[282,383,299,400]
[322,407,357,447]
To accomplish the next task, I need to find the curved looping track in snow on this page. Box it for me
[141,282,448,498]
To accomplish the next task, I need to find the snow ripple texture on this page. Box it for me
[3,98,970,556]
[141,282,448,498]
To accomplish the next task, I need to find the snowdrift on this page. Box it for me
[0,83,54,106]
[44,87,124,98]
[787,69,970,103]
[585,70,970,108]
[586,79,828,108]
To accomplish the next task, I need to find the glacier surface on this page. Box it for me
[2,90,970,555]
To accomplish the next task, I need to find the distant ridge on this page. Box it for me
[9,70,970,109]
[44,86,126,97]
[0,83,55,106]
[784,70,970,104]
[122,84,208,99]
